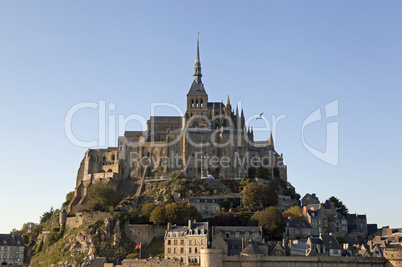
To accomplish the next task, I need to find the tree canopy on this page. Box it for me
[251,206,285,240]
[282,205,303,220]
[242,183,278,210]
[86,182,120,212]
[149,202,201,225]
[213,212,236,226]
[325,196,349,216]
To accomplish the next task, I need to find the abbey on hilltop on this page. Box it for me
[68,36,287,212]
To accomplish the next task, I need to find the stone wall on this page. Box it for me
[200,249,389,267]
[122,258,181,267]
[65,212,110,229]
[124,224,167,246]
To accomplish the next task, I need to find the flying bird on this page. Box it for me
[256,112,264,120]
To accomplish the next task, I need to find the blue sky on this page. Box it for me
[0,1,401,233]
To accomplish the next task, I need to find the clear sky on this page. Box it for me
[0,1,401,233]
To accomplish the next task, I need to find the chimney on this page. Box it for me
[303,206,308,214]
[188,219,193,230]
[167,222,172,230]
[312,193,316,198]
[386,229,393,236]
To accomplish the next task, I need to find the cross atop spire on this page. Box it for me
[193,32,202,83]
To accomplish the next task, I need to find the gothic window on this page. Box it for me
[112,155,115,160]
[200,99,203,107]
[191,100,194,108]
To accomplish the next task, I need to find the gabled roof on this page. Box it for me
[240,241,263,255]
[270,242,286,255]
[308,234,342,250]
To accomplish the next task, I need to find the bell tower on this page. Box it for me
[186,33,208,128]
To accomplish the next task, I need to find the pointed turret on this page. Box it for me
[235,106,239,129]
[193,32,202,82]
[241,109,245,130]
[187,33,207,96]
[269,132,274,148]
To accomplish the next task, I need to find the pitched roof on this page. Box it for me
[240,241,263,255]
[285,219,312,228]
[187,80,207,95]
[0,234,24,246]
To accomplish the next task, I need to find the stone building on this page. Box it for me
[0,234,25,265]
[303,203,348,237]
[164,220,208,265]
[306,233,342,256]
[211,226,264,255]
[68,36,288,212]
[284,219,312,239]
[188,198,221,218]
[301,193,320,207]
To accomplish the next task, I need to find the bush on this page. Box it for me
[86,182,120,212]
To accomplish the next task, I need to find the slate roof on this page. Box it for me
[0,234,24,246]
[148,116,182,123]
[89,257,106,267]
[240,241,263,255]
[226,239,243,255]
[207,102,225,108]
[309,234,342,250]
[188,80,207,95]
[285,219,312,229]
[167,222,208,236]
[213,226,262,237]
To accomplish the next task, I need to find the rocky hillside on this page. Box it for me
[30,217,134,266]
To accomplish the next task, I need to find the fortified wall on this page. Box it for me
[124,224,167,246]
[200,249,389,267]
[122,258,181,267]
[65,212,111,229]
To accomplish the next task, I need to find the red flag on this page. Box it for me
[134,243,141,250]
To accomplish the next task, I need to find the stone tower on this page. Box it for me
[186,33,209,128]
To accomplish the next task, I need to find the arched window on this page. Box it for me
[102,156,106,162]
[189,247,192,253]
[112,155,115,160]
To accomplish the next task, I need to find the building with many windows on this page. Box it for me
[0,234,25,266]
[164,220,208,265]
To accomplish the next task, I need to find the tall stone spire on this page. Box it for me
[269,132,274,148]
[193,32,202,83]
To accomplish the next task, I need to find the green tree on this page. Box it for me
[251,206,285,240]
[325,196,349,216]
[86,182,120,211]
[40,207,55,224]
[149,206,167,225]
[149,203,201,225]
[141,203,157,221]
[242,183,278,210]
[282,205,303,220]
